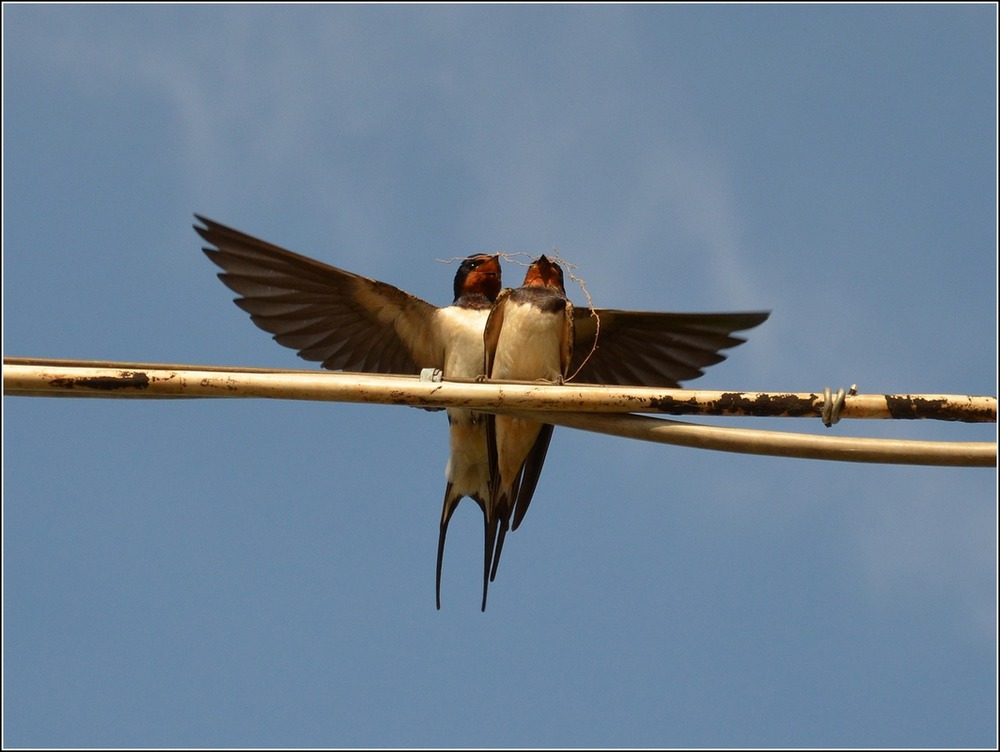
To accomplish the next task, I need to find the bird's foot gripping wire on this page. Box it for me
[821,383,857,427]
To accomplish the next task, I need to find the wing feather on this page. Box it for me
[196,215,441,374]
[482,288,511,379]
[570,309,770,387]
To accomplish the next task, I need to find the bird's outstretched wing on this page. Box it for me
[569,309,770,388]
[196,215,441,374]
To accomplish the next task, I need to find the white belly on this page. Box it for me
[435,306,491,379]
[491,303,564,382]
[435,305,492,495]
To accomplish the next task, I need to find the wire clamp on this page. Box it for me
[420,368,443,383]
[821,383,857,427]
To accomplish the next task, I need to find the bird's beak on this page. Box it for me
[479,254,501,278]
[523,255,560,287]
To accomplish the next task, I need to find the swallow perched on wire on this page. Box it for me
[480,256,771,600]
[482,256,573,604]
[194,215,503,610]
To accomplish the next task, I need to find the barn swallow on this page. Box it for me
[194,215,502,610]
[481,257,773,595]
[482,256,574,596]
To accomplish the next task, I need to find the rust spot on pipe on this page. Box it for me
[649,395,699,414]
[652,391,820,418]
[50,371,150,391]
[884,395,994,423]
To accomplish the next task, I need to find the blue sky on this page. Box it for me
[3,4,996,748]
